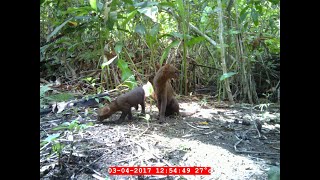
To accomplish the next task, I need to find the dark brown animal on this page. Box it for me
[153,64,180,123]
[97,87,145,122]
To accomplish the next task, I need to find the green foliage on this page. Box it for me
[159,40,179,65]
[41,133,60,146]
[46,93,74,102]
[46,17,73,42]
[251,8,259,26]
[117,59,137,89]
[115,42,123,55]
[200,97,208,106]
[89,0,97,11]
[268,166,280,180]
[121,10,138,27]
[135,24,146,35]
[186,36,206,46]
[40,85,52,98]
[78,49,101,62]
[220,72,237,81]
[40,85,52,108]
[40,0,279,103]
[52,120,93,132]
[150,23,160,37]
[138,5,158,21]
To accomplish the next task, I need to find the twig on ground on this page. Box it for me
[132,128,149,139]
[131,140,172,166]
[40,125,48,135]
[271,146,280,150]
[185,122,205,130]
[40,119,62,124]
[234,135,279,155]
[77,154,106,173]
[92,174,105,180]
[182,130,215,138]
[40,142,51,151]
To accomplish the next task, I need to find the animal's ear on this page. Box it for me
[163,64,170,70]
[155,63,161,70]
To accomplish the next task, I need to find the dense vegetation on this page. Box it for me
[40,0,280,104]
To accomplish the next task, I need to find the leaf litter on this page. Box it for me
[40,95,280,180]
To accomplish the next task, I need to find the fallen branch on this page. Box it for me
[233,136,279,155]
[40,91,110,116]
[185,122,204,130]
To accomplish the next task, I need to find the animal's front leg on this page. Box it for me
[159,93,167,123]
[141,101,145,114]
[128,108,133,120]
[118,111,127,122]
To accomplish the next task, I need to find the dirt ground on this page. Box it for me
[40,95,280,180]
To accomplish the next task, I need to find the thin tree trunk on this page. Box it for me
[217,0,235,105]
[234,0,253,104]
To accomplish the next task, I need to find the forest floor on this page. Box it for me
[40,95,280,180]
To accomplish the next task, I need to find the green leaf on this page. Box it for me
[268,166,280,180]
[135,24,146,35]
[268,0,279,5]
[138,6,158,21]
[115,42,123,54]
[171,32,192,39]
[240,6,249,23]
[46,17,72,42]
[251,9,259,26]
[66,6,92,16]
[68,120,80,131]
[159,40,180,65]
[46,93,74,102]
[97,1,104,11]
[40,0,45,5]
[43,133,60,143]
[177,0,185,18]
[40,85,52,97]
[159,2,175,8]
[240,12,249,23]
[171,32,183,39]
[229,29,240,35]
[255,4,263,14]
[243,22,249,30]
[103,96,112,102]
[52,125,69,131]
[89,0,97,11]
[52,142,63,153]
[123,0,133,5]
[186,36,205,46]
[134,1,158,8]
[121,10,137,27]
[122,75,137,89]
[150,23,160,37]
[220,72,237,81]
[117,59,133,81]
[95,98,99,103]
[106,18,115,30]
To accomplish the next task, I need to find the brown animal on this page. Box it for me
[97,87,145,122]
[153,64,180,123]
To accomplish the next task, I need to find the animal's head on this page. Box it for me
[97,105,112,121]
[163,64,179,79]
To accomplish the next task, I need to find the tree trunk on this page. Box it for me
[217,0,235,105]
